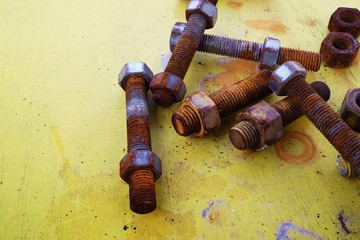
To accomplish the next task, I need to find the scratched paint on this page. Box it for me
[245,20,289,34]
[274,131,316,165]
[296,18,317,27]
[227,1,243,9]
[276,221,324,240]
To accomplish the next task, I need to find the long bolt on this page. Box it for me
[170,22,321,71]
[125,76,156,213]
[230,81,331,150]
[274,66,360,175]
[172,70,273,136]
[151,0,218,107]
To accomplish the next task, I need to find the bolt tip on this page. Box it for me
[152,89,176,107]
[229,127,249,150]
[310,81,331,102]
[229,121,260,150]
[130,201,157,214]
[172,112,190,136]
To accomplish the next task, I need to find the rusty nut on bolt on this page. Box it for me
[259,37,281,70]
[178,91,221,137]
[328,7,360,39]
[320,32,359,68]
[120,150,162,184]
[149,72,186,106]
[118,62,153,90]
[269,61,307,96]
[233,101,284,151]
[340,88,360,132]
[186,0,218,29]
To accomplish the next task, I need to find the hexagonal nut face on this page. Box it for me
[186,0,218,29]
[120,150,162,184]
[340,88,360,132]
[170,22,186,52]
[259,37,281,70]
[328,7,360,39]
[320,32,359,68]
[181,91,220,137]
[269,61,307,96]
[118,62,153,90]
[149,72,186,102]
[236,101,284,151]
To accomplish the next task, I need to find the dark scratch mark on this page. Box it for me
[338,212,351,234]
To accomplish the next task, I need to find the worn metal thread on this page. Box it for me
[230,81,331,150]
[196,34,321,71]
[125,76,151,152]
[284,76,360,173]
[172,70,272,136]
[125,76,156,213]
[129,170,156,214]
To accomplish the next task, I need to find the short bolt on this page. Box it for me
[170,22,322,71]
[230,81,331,150]
[270,61,360,175]
[172,70,273,137]
[118,62,162,214]
[150,0,219,107]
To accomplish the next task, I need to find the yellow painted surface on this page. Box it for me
[1,0,360,239]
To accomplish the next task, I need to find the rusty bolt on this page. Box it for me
[320,32,359,67]
[150,0,218,107]
[340,88,360,132]
[270,61,360,175]
[172,70,273,137]
[328,7,360,39]
[170,22,322,71]
[230,81,331,150]
[118,62,162,214]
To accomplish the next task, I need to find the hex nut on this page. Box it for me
[270,61,307,96]
[120,150,162,184]
[236,101,284,151]
[149,72,186,102]
[118,62,153,90]
[186,0,218,29]
[320,32,359,68]
[170,22,186,52]
[259,37,281,70]
[179,91,221,137]
[328,7,360,39]
[340,88,360,132]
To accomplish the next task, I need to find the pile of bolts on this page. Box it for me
[118,0,360,214]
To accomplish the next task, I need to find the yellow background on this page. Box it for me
[0,0,360,239]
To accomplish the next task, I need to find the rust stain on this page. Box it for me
[245,20,289,34]
[227,1,243,8]
[274,131,316,164]
[296,18,317,27]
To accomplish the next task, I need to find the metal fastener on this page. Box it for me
[270,61,360,175]
[230,81,330,150]
[172,70,273,137]
[170,22,322,71]
[118,62,162,214]
[150,0,219,107]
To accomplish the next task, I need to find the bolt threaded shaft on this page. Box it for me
[129,170,156,214]
[230,81,331,150]
[284,76,360,173]
[277,47,321,71]
[196,34,321,71]
[199,34,263,61]
[125,76,152,152]
[172,70,272,136]
[125,76,156,214]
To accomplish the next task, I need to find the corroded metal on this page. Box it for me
[150,0,218,107]
[328,7,360,38]
[230,81,330,150]
[340,88,360,132]
[172,70,273,137]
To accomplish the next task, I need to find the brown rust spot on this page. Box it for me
[274,131,316,164]
[245,20,289,34]
[296,18,317,27]
[227,1,243,9]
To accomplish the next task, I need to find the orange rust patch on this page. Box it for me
[296,18,317,27]
[274,131,316,164]
[227,1,243,8]
[245,20,289,34]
